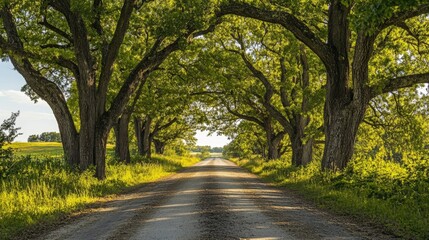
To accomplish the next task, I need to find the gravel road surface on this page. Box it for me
[38,158,393,240]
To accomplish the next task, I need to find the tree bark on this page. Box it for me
[142,116,152,158]
[134,117,144,155]
[78,77,97,170]
[264,120,285,160]
[321,99,367,170]
[154,139,166,154]
[114,113,131,163]
[266,140,280,160]
[95,122,110,180]
[291,133,313,166]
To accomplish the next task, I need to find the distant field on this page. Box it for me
[8,142,64,157]
[190,152,223,157]
[209,152,223,157]
[7,142,114,157]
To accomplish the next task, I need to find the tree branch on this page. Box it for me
[190,91,225,96]
[104,36,182,129]
[97,0,136,115]
[224,102,264,127]
[0,36,79,78]
[91,0,103,35]
[378,4,429,33]
[0,5,77,139]
[218,1,333,66]
[370,72,429,98]
[49,0,94,77]
[38,16,73,42]
[40,43,71,49]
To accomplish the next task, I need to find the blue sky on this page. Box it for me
[0,61,229,147]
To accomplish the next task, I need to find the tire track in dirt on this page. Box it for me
[37,158,396,240]
[197,164,234,239]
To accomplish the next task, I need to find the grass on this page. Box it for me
[0,143,199,240]
[231,156,429,240]
[8,142,115,157]
[7,142,64,157]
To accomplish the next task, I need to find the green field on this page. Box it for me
[8,142,115,157]
[8,142,64,156]
[1,142,199,240]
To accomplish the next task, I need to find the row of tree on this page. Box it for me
[192,146,224,153]
[28,132,62,142]
[1,0,428,179]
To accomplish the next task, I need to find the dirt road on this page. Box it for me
[38,158,392,240]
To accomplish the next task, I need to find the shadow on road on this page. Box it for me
[40,158,384,240]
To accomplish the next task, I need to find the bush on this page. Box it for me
[0,112,20,160]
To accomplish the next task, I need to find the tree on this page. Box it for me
[27,135,39,142]
[0,0,218,179]
[28,132,61,142]
[220,0,429,170]
[0,112,20,160]
[217,19,325,165]
[113,80,146,163]
[130,49,208,158]
[153,119,197,154]
[222,121,270,159]
[185,18,325,162]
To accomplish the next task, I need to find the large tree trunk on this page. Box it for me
[114,113,131,163]
[9,58,81,168]
[142,116,152,158]
[154,139,165,154]
[321,99,367,170]
[290,111,314,166]
[57,118,80,167]
[291,135,313,166]
[320,1,361,171]
[265,130,284,160]
[95,123,110,180]
[134,117,144,155]
[267,141,280,160]
[134,116,153,158]
[302,138,313,165]
[78,94,97,170]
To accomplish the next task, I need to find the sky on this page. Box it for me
[0,61,229,147]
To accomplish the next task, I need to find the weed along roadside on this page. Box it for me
[230,157,429,240]
[0,143,199,240]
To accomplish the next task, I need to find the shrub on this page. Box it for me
[0,112,20,160]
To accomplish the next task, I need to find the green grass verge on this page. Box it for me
[231,157,429,240]
[0,143,199,240]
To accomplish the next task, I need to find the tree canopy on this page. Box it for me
[1,0,428,178]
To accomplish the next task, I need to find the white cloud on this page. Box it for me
[0,90,49,107]
[0,90,51,114]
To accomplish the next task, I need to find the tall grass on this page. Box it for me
[0,151,199,240]
[232,155,429,239]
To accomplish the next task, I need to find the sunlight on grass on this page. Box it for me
[0,147,199,240]
[8,142,64,157]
